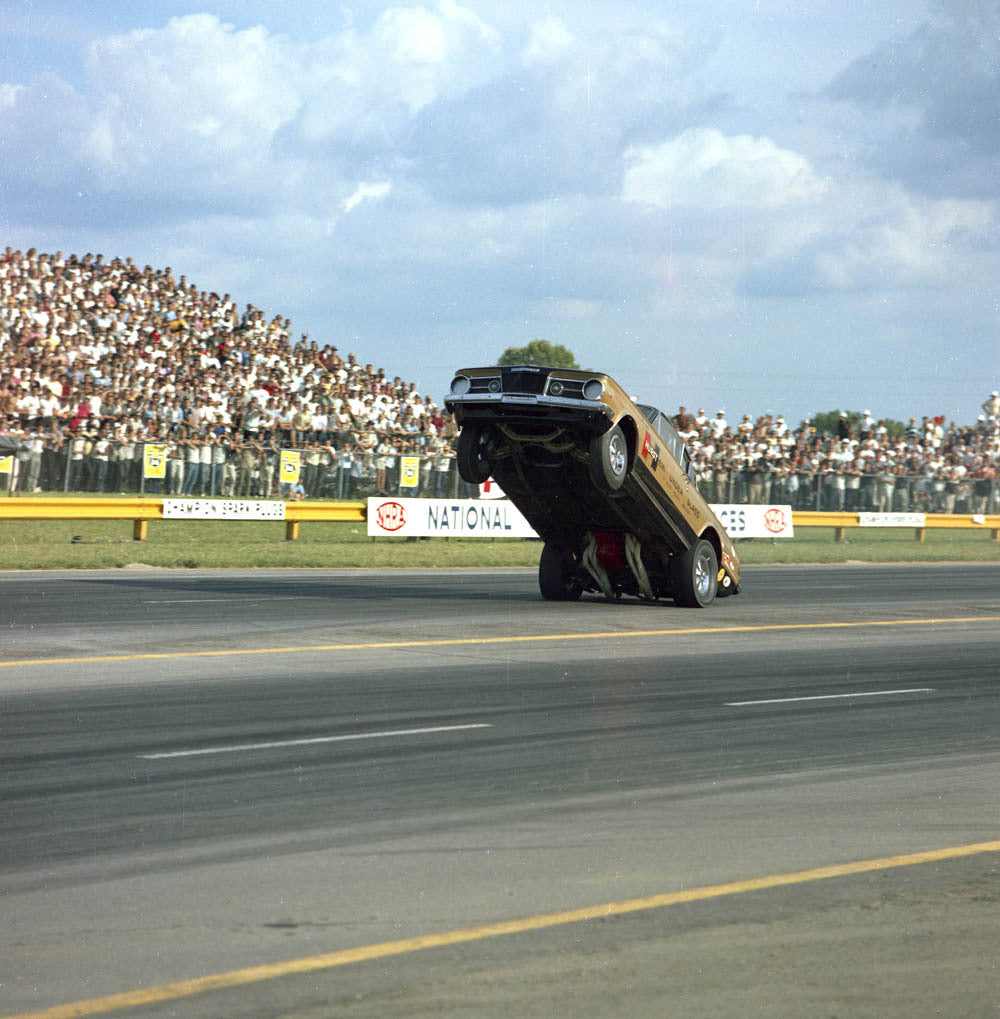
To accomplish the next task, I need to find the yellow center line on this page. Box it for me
[5,839,999,1019]
[1,615,998,669]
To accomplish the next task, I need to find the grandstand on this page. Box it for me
[2,247,998,511]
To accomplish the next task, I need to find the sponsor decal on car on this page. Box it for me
[641,431,660,470]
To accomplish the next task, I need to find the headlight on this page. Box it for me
[582,378,604,400]
[549,380,564,396]
[450,375,471,396]
[488,378,502,393]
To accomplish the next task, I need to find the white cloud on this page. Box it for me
[622,128,828,211]
[811,194,995,291]
[341,180,392,213]
[0,83,26,110]
[84,15,302,167]
[368,1,502,112]
[522,15,575,66]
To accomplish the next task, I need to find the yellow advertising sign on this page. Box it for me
[143,443,167,479]
[0,456,13,474]
[399,455,420,488]
[280,449,301,484]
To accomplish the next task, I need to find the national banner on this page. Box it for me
[368,497,537,538]
[367,498,792,540]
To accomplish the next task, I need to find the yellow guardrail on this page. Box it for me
[0,499,996,542]
[793,510,1000,542]
[0,498,366,541]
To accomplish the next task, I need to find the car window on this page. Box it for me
[636,404,696,481]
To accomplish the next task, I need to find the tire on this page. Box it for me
[538,543,583,601]
[456,425,491,485]
[671,539,719,608]
[588,423,629,492]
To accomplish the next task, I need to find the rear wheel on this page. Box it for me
[671,539,718,607]
[588,423,629,492]
[456,425,491,484]
[539,543,582,601]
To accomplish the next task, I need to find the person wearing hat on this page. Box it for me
[983,390,1000,420]
[835,412,852,442]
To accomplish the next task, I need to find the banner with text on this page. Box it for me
[858,512,925,527]
[163,499,286,520]
[368,497,537,538]
[709,504,794,538]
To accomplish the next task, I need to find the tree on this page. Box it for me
[497,340,579,369]
[806,410,905,439]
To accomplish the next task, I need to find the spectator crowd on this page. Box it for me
[2,247,999,513]
[1,247,458,499]
[674,402,1000,514]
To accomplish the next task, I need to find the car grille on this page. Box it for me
[502,367,548,395]
[464,369,585,400]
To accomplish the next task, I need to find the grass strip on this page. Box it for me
[0,518,998,570]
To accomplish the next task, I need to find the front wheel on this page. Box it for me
[671,539,719,608]
[588,423,629,493]
[538,543,582,601]
[456,425,491,484]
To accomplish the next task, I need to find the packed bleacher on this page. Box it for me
[0,247,456,499]
[1,247,998,512]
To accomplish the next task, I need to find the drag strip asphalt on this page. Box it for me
[1,564,999,1017]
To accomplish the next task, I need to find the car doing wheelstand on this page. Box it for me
[445,365,741,607]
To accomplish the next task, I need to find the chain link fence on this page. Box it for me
[3,440,998,514]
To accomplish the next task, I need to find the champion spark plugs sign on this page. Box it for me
[368,498,538,538]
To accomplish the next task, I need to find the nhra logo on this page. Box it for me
[764,507,787,534]
[375,501,407,532]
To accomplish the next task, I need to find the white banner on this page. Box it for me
[368,497,537,538]
[858,512,926,527]
[710,504,794,538]
[478,478,506,500]
[163,499,286,520]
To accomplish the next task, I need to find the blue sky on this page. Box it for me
[2,1,997,425]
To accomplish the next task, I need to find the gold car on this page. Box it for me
[445,365,741,606]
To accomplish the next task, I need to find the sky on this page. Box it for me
[2,0,997,426]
